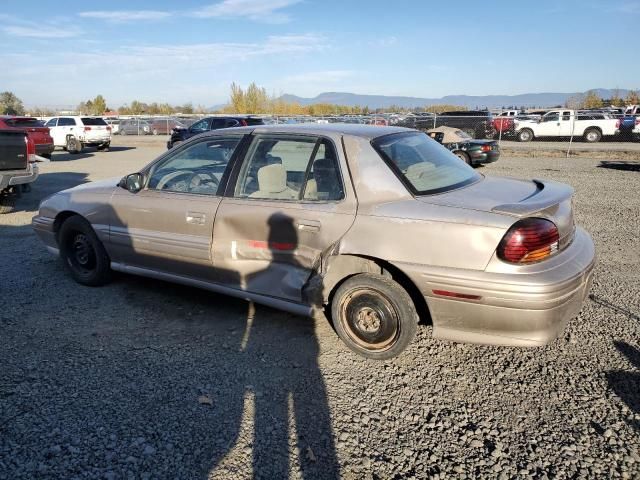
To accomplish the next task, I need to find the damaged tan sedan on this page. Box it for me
[33,125,595,359]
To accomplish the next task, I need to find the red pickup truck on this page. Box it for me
[0,116,54,158]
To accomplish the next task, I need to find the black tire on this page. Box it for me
[58,216,112,286]
[0,195,15,214]
[97,142,110,151]
[583,128,602,143]
[454,151,471,165]
[517,128,534,142]
[331,273,418,360]
[66,136,83,154]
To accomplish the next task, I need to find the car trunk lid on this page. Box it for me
[417,175,575,248]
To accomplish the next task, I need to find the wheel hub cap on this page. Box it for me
[73,234,91,265]
[356,307,381,333]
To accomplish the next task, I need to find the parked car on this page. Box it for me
[514,109,619,143]
[616,105,640,137]
[148,118,185,136]
[105,119,120,135]
[167,116,265,149]
[427,126,499,166]
[0,116,54,158]
[433,111,495,139]
[118,119,152,136]
[33,124,595,359]
[1,130,39,213]
[45,116,111,153]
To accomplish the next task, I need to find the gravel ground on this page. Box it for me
[1,137,639,479]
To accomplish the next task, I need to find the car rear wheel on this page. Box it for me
[331,274,418,360]
[517,129,534,142]
[454,151,471,165]
[66,136,83,154]
[58,215,112,286]
[583,128,602,143]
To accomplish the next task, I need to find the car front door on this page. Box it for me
[559,111,574,136]
[211,133,357,304]
[537,111,560,136]
[108,135,244,280]
[45,118,62,146]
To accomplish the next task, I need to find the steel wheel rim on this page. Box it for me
[67,232,96,274]
[340,288,400,351]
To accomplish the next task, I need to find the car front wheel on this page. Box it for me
[58,215,112,286]
[331,273,418,360]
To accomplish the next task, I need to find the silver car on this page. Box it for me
[33,125,595,359]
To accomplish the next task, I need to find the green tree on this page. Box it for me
[229,82,246,113]
[582,90,603,109]
[608,89,624,107]
[92,95,107,114]
[626,90,640,105]
[0,91,25,115]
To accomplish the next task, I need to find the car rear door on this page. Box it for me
[211,133,357,303]
[108,135,244,280]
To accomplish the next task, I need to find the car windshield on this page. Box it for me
[372,131,481,195]
[81,117,108,126]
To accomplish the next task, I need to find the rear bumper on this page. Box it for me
[401,227,596,346]
[36,143,54,155]
[470,150,499,165]
[0,164,39,190]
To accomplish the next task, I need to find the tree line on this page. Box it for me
[2,87,639,118]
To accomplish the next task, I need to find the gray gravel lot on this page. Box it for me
[1,137,639,479]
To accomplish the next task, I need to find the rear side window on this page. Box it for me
[58,118,76,126]
[245,117,265,126]
[81,117,107,126]
[372,131,480,195]
[45,118,57,127]
[190,119,210,132]
[234,136,343,201]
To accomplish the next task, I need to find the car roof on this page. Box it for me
[201,123,414,140]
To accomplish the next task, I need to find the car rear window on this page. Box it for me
[244,118,265,126]
[4,118,43,127]
[372,131,481,195]
[81,117,107,126]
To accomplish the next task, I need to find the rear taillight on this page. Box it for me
[26,136,36,162]
[481,145,491,152]
[497,218,559,264]
[84,126,92,131]
[616,119,621,128]
[106,126,111,131]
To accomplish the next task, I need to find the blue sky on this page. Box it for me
[1,0,638,108]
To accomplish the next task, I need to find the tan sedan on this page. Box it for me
[32,124,595,359]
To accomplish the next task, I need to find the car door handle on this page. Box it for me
[296,219,321,233]
[186,211,205,225]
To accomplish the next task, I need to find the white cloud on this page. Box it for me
[0,15,83,38]
[78,10,172,22]
[370,36,398,47]
[192,0,301,23]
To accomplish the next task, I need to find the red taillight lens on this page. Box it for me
[84,126,92,131]
[25,135,35,155]
[481,145,491,152]
[498,218,560,264]
[106,126,111,131]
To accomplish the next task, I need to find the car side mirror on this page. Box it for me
[122,173,143,193]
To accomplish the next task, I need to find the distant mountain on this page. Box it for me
[278,89,632,109]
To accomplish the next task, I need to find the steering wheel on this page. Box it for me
[186,171,219,192]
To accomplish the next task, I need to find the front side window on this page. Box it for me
[147,137,241,195]
[234,136,343,201]
[542,112,559,122]
[372,131,480,195]
[190,119,210,132]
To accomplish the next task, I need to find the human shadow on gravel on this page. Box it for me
[589,294,640,322]
[25,202,340,479]
[606,341,640,432]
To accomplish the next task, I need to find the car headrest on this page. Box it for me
[257,163,287,193]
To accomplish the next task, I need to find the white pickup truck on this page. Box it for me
[514,109,618,143]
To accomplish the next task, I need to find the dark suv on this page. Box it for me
[167,116,265,149]
[433,111,495,139]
